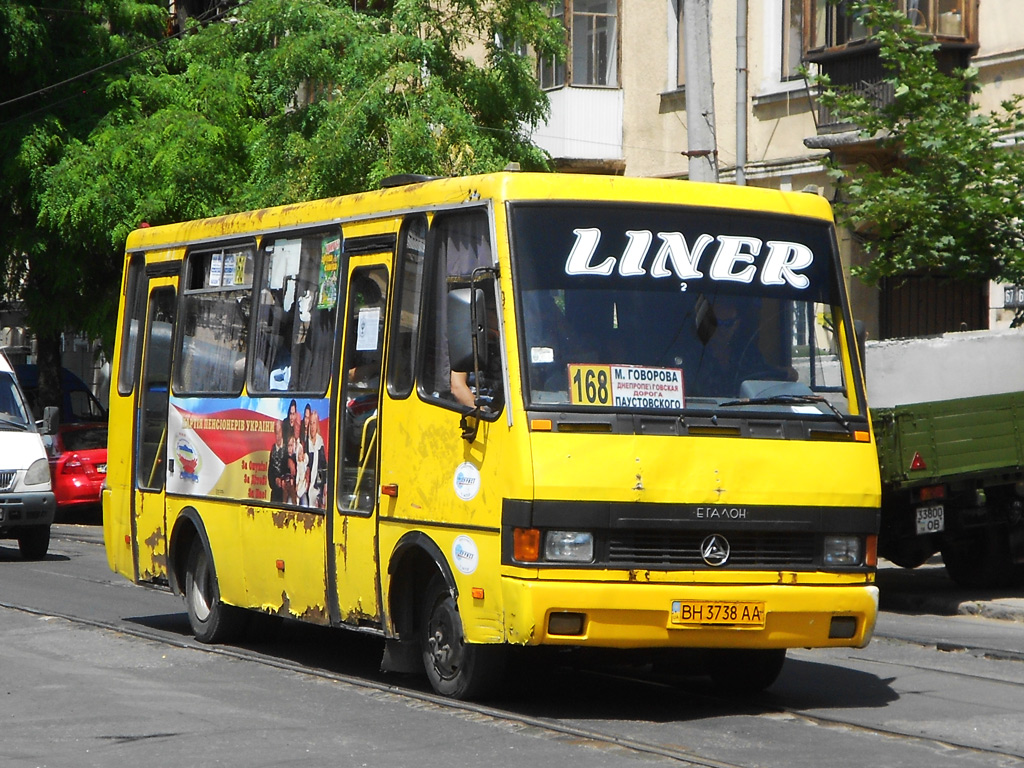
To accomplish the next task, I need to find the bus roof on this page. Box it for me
[123,172,834,253]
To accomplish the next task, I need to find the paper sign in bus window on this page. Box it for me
[356,307,381,351]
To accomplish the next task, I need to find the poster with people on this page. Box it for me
[167,395,330,511]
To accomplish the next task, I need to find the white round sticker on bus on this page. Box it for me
[453,462,481,501]
[452,535,479,575]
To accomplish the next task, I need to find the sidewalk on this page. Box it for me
[877,557,1024,623]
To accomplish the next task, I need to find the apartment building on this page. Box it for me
[530,0,1022,340]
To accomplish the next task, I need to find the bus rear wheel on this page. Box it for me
[184,539,246,644]
[419,575,505,700]
[705,648,786,694]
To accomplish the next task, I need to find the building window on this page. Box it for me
[539,0,618,89]
[809,0,967,53]
[782,0,803,80]
[675,0,685,89]
[809,0,867,51]
[539,0,566,88]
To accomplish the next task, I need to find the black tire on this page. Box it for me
[420,575,505,700]
[705,648,786,694]
[941,529,1015,589]
[18,525,50,560]
[882,538,935,570]
[184,539,246,644]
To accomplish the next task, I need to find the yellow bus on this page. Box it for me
[104,172,880,699]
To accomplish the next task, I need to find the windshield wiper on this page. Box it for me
[718,394,849,429]
[0,415,30,431]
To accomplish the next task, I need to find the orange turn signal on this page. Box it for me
[865,535,878,568]
[513,528,541,562]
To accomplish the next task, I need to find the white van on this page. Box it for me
[0,352,56,559]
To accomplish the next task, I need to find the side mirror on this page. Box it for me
[447,288,488,373]
[41,405,59,436]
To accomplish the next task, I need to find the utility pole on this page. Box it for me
[683,0,718,183]
[735,0,748,186]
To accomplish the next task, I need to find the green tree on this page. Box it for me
[1,0,169,399]
[809,0,1024,298]
[2,0,562,404]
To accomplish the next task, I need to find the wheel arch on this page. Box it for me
[168,507,210,598]
[385,531,455,643]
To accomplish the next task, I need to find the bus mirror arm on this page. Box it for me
[460,411,480,442]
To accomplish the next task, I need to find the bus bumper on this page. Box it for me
[498,578,879,650]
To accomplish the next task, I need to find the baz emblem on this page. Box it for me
[700,534,731,567]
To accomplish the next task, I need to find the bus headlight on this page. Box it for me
[544,531,594,563]
[823,535,863,566]
[25,459,51,486]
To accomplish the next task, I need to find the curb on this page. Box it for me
[877,559,1024,623]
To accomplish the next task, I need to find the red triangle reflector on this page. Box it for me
[909,451,927,471]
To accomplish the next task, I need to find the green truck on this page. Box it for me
[868,332,1024,588]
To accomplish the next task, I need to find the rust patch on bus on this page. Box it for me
[143,527,164,551]
[271,508,320,532]
[344,604,380,624]
[338,517,349,567]
[276,591,328,624]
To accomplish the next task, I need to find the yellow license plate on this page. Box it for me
[670,601,766,627]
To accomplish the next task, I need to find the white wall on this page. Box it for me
[865,329,1024,408]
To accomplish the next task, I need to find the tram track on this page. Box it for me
[11,529,1024,766]
[4,593,1024,768]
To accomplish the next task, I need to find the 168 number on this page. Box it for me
[571,366,610,405]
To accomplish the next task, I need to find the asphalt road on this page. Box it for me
[2,523,1024,768]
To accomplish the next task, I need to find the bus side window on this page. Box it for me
[117,255,147,396]
[419,210,504,414]
[250,232,341,394]
[175,246,254,395]
[386,215,427,399]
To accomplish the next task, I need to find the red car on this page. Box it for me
[49,423,107,516]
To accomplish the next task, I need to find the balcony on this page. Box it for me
[804,0,978,133]
[530,87,624,172]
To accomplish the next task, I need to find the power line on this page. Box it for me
[0,0,251,117]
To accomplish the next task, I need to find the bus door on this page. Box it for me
[133,283,176,583]
[331,262,390,625]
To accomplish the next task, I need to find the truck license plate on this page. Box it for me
[915,504,944,535]
[670,601,765,627]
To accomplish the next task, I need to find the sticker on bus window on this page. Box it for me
[317,236,341,310]
[568,364,685,409]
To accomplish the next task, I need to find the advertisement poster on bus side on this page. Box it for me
[167,396,330,510]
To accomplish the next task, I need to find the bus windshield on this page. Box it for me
[511,202,862,418]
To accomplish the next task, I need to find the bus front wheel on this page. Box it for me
[184,539,246,644]
[419,575,505,700]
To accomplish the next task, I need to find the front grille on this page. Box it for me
[607,531,818,568]
[0,470,16,492]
